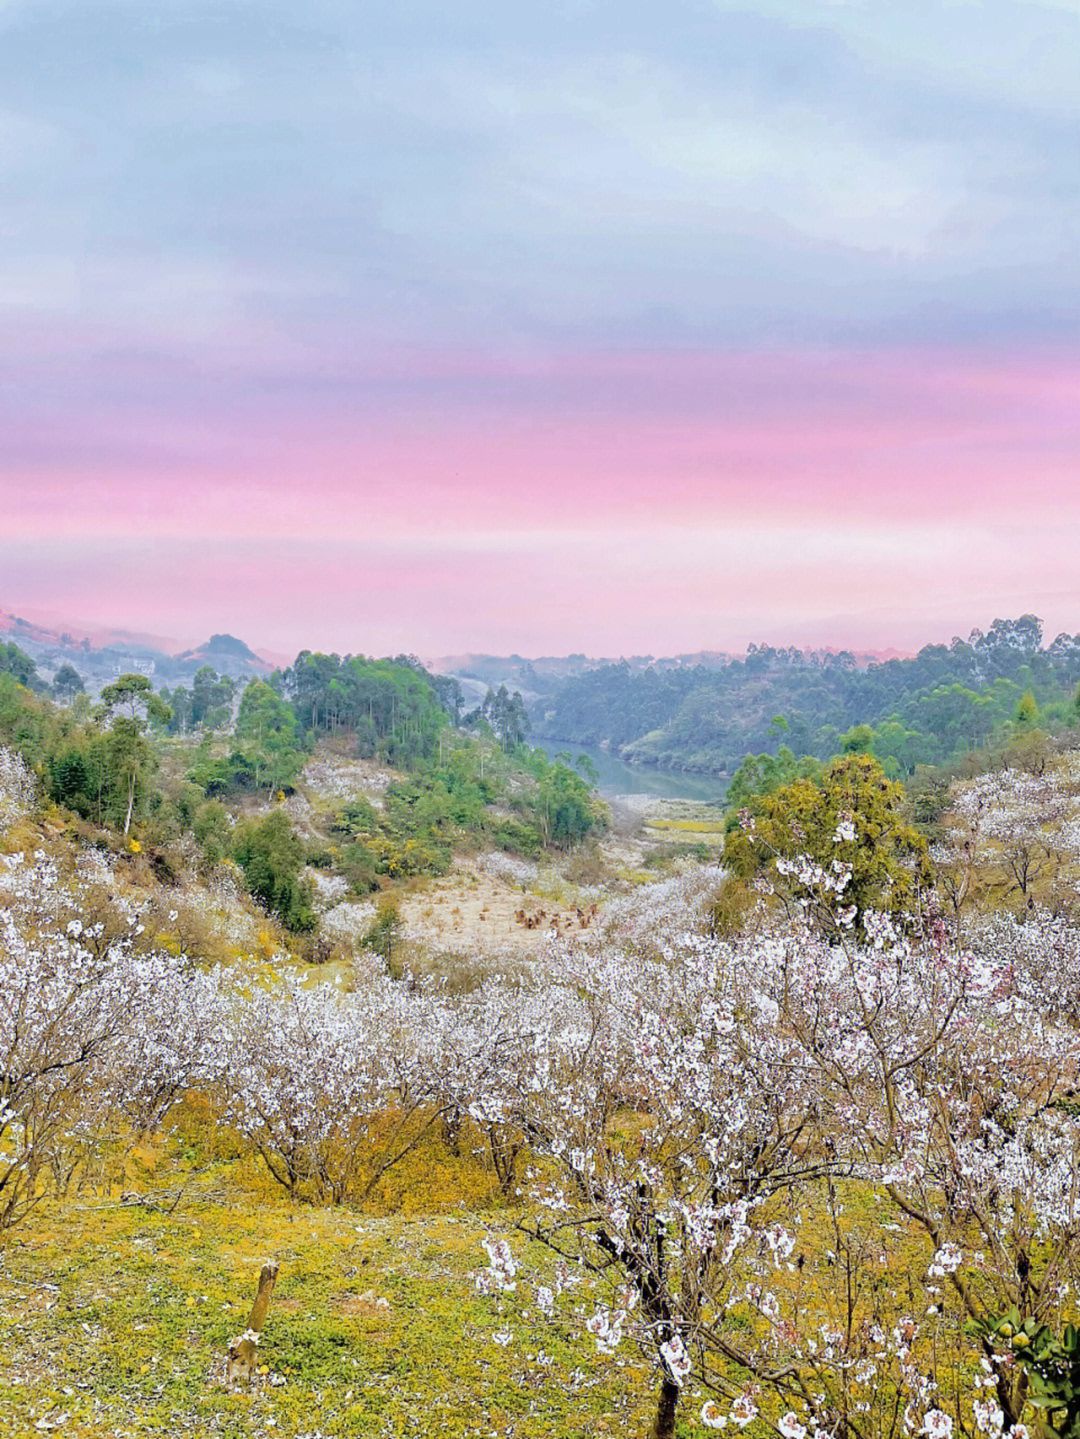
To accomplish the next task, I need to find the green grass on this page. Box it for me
[0,1158,661,1439]
[644,818,724,836]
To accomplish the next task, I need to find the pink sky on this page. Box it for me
[3,1,1077,661]
[5,340,1078,658]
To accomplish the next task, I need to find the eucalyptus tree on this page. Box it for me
[97,674,171,835]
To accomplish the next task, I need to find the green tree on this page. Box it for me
[534,760,604,850]
[235,679,302,792]
[233,810,316,932]
[98,674,171,835]
[575,752,599,785]
[47,739,107,822]
[364,899,403,971]
[0,642,38,688]
[164,685,193,735]
[1016,689,1039,725]
[725,746,823,814]
[51,663,84,703]
[286,651,446,763]
[725,753,932,928]
[190,666,235,730]
[839,722,876,754]
[480,685,531,751]
[431,674,465,724]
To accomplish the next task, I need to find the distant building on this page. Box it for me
[113,657,156,676]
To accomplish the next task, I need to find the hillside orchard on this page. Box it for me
[4,737,1080,1439]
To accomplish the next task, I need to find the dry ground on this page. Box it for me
[398,862,599,953]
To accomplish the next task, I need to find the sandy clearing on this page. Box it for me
[398,863,598,953]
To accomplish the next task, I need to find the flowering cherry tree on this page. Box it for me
[0,846,223,1224]
[467,930,824,1439]
[939,758,1080,922]
[221,966,458,1204]
[467,861,1080,1439]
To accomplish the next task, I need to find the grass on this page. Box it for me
[644,819,724,837]
[0,1098,995,1439]
[1,1142,993,1439]
[0,1152,661,1439]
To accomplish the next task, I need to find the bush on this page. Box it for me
[364,899,403,969]
[233,810,317,932]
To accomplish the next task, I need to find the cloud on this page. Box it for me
[0,0,1075,349]
[3,2,1075,654]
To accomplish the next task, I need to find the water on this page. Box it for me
[537,740,726,804]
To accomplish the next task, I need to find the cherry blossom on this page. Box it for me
[921,1410,953,1439]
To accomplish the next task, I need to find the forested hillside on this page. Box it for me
[535,615,1080,776]
[0,643,605,946]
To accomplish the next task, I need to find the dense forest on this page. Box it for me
[534,615,1080,776]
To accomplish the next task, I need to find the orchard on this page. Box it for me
[3,745,1080,1438]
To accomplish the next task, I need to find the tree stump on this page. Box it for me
[225,1261,279,1385]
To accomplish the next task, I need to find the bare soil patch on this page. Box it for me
[399,862,598,953]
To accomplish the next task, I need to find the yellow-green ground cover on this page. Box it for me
[0,1154,658,1439]
[641,801,726,849]
[2,1137,957,1439]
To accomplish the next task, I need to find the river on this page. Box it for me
[536,740,726,804]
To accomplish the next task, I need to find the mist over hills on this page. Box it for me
[0,607,276,692]
[4,601,917,707]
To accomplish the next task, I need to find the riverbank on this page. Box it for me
[534,740,726,803]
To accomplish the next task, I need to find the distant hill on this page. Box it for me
[0,607,275,694]
[177,633,271,674]
[0,607,74,646]
[1,605,185,654]
[532,616,1080,778]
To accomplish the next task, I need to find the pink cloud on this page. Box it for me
[4,337,1078,656]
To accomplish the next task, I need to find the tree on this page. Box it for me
[0,641,38,688]
[431,674,465,725]
[839,722,875,754]
[190,665,235,731]
[52,663,84,703]
[364,899,403,970]
[725,746,823,813]
[0,848,223,1229]
[233,810,316,931]
[944,761,1079,908]
[575,751,599,785]
[284,651,447,762]
[468,866,1080,1439]
[98,675,171,835]
[234,679,302,792]
[533,759,604,849]
[160,685,193,735]
[1016,689,1039,725]
[47,740,107,822]
[473,935,816,1439]
[480,686,531,752]
[725,753,932,931]
[221,970,453,1206]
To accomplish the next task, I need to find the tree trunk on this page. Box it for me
[124,770,135,836]
[225,1261,279,1385]
[649,1376,680,1439]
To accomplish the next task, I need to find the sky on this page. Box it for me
[2,0,1078,660]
